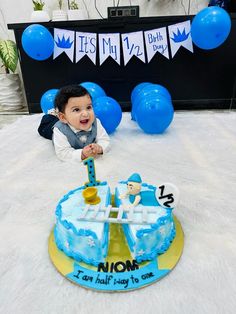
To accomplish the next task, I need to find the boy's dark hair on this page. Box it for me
[54,84,90,113]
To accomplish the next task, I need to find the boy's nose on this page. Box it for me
[81,109,89,116]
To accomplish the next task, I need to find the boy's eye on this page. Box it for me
[87,105,92,110]
[73,108,80,112]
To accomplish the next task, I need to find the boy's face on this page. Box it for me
[59,94,95,131]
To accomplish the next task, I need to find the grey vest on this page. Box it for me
[54,119,97,149]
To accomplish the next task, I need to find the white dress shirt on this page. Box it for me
[53,118,110,162]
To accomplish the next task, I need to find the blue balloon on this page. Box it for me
[131,82,151,104]
[40,89,59,114]
[22,24,54,60]
[132,84,172,121]
[93,96,122,134]
[191,6,231,50]
[131,82,151,120]
[136,96,174,134]
[80,82,106,100]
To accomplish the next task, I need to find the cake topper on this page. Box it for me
[119,173,142,207]
[82,187,101,205]
[156,183,179,209]
[83,157,100,187]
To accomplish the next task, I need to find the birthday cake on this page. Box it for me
[54,158,179,267]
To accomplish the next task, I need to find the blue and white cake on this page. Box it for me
[54,182,111,266]
[54,165,178,267]
[115,181,176,263]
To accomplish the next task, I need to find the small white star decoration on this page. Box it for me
[87,237,95,247]
[159,227,165,236]
[137,249,145,256]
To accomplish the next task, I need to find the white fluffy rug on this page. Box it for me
[0,112,236,314]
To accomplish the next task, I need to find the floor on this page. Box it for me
[0,111,29,129]
[0,111,235,314]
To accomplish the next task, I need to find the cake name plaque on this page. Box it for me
[67,259,169,291]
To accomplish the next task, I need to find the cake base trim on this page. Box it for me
[48,215,184,292]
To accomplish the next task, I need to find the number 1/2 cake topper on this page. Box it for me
[156,183,179,209]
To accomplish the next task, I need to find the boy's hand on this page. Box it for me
[90,143,103,155]
[81,144,103,160]
[81,145,93,160]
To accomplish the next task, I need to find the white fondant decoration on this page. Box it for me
[76,32,97,65]
[168,20,193,58]
[156,183,179,209]
[77,204,165,225]
[137,249,145,256]
[98,33,120,65]
[87,237,95,247]
[144,27,169,62]
[121,31,145,65]
[53,28,75,62]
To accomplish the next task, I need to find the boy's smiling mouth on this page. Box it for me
[80,119,89,125]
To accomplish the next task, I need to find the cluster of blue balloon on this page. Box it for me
[21,24,54,60]
[131,83,174,134]
[191,6,231,50]
[81,82,122,134]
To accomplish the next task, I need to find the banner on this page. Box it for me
[54,28,75,62]
[52,20,193,65]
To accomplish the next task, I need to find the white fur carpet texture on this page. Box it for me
[0,111,236,314]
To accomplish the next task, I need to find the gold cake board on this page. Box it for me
[48,216,184,292]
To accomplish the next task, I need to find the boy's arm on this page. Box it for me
[53,127,83,162]
[95,119,111,154]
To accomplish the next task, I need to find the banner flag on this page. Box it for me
[121,31,146,66]
[53,28,75,62]
[76,32,97,64]
[144,27,169,62]
[168,20,193,58]
[98,33,120,65]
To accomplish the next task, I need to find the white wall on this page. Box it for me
[0,0,209,38]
